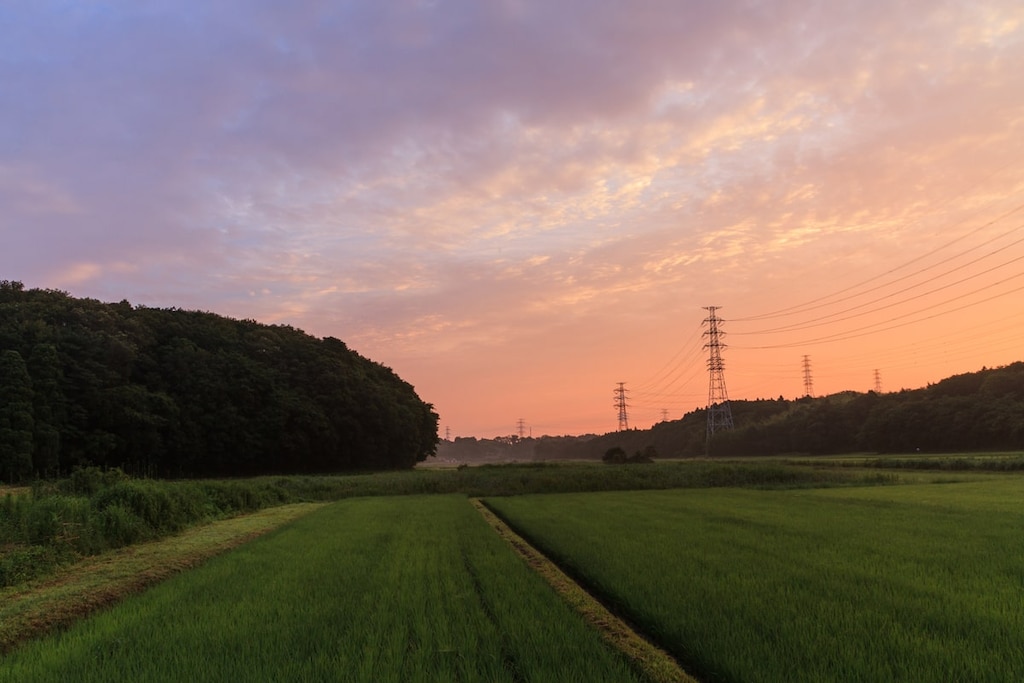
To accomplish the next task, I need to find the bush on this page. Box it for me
[0,473,298,589]
[603,446,656,464]
[59,467,130,496]
[603,447,628,464]
[199,481,290,515]
[91,481,210,535]
[98,504,146,548]
[24,495,89,545]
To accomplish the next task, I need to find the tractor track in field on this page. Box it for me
[471,498,699,683]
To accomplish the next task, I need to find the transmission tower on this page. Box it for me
[661,408,669,422]
[802,355,814,397]
[444,426,451,441]
[703,306,734,438]
[874,369,882,393]
[614,382,630,431]
[516,418,526,439]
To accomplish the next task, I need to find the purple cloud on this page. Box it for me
[2,0,1023,435]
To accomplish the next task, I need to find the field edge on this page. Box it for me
[471,498,699,683]
[0,502,324,653]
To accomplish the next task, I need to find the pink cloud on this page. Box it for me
[1,0,1022,435]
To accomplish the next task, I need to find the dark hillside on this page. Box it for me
[706,364,1024,456]
[435,365,1024,463]
[0,281,438,481]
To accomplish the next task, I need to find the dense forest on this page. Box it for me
[437,362,1024,462]
[0,281,438,482]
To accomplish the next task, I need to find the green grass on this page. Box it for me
[0,503,321,653]
[485,477,1024,683]
[0,495,651,683]
[0,473,294,587]
[780,451,1024,471]
[2,460,882,589]
[290,459,886,498]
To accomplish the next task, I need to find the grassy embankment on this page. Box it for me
[0,468,294,587]
[0,503,320,653]
[486,476,1024,683]
[0,496,655,683]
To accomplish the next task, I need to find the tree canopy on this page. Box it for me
[0,281,438,481]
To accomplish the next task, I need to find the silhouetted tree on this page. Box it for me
[0,350,34,481]
[0,284,438,480]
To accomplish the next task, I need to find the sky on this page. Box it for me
[2,0,1023,438]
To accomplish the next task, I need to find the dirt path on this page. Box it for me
[471,498,699,683]
[0,502,323,652]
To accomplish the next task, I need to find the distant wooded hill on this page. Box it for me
[0,281,438,482]
[437,362,1024,462]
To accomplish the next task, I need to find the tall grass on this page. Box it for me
[0,496,650,683]
[486,477,1024,683]
[0,470,291,587]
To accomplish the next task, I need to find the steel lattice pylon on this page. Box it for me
[703,306,734,441]
[614,382,629,431]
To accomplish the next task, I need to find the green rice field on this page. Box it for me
[486,477,1024,683]
[4,463,1024,682]
[0,495,648,683]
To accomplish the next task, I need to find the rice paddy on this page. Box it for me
[485,476,1024,683]
[4,462,1024,683]
[0,495,648,683]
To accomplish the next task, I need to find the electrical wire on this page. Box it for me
[732,199,1024,323]
[734,278,1024,349]
[731,240,1024,336]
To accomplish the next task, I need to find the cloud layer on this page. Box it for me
[3,0,1023,435]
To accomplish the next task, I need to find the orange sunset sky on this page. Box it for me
[2,1,1023,437]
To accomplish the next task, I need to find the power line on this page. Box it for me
[734,277,1024,350]
[610,180,1024,426]
[733,199,1024,323]
[732,231,1024,337]
[631,323,705,392]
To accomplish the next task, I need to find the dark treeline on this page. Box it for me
[438,362,1024,462]
[0,281,438,482]
[709,362,1024,456]
[434,399,795,462]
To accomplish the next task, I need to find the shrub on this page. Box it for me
[24,495,89,545]
[91,481,209,535]
[603,446,656,464]
[603,447,628,464]
[59,466,130,496]
[98,504,147,548]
